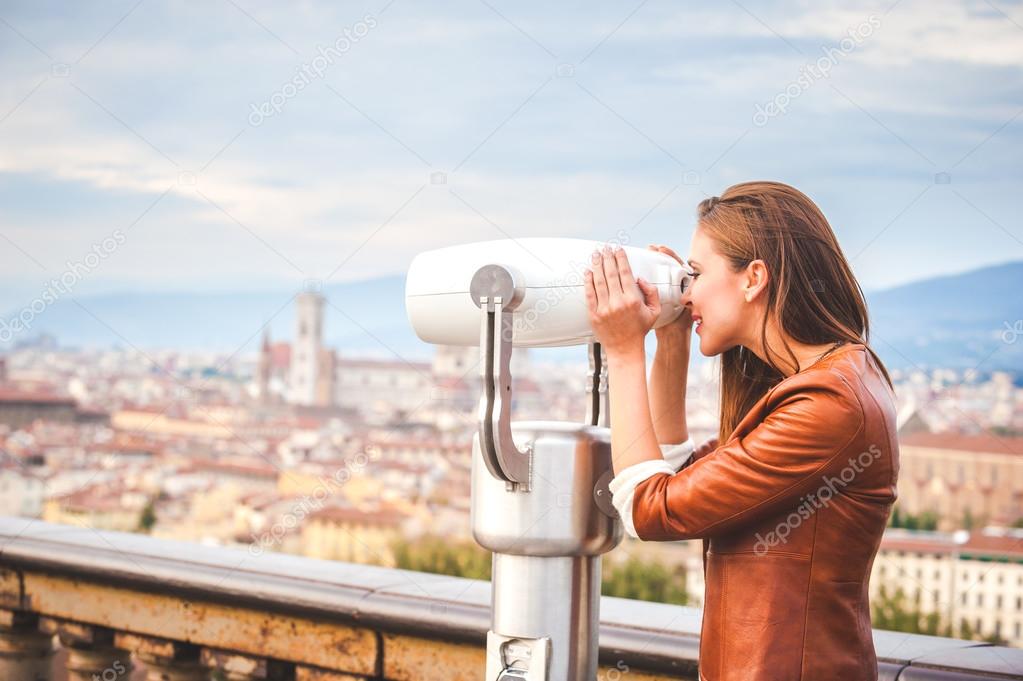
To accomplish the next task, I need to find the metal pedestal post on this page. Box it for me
[469,264,622,681]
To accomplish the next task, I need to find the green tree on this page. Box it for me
[871,585,949,636]
[600,555,687,605]
[872,585,935,634]
[887,506,938,531]
[137,500,156,533]
[390,535,492,580]
[918,510,939,531]
[962,508,975,530]
[872,586,1009,644]
[982,631,1009,645]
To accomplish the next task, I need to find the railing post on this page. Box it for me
[200,648,294,680]
[40,618,132,681]
[294,666,366,680]
[0,609,53,681]
[115,632,207,680]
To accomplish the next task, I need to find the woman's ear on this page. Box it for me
[743,259,769,303]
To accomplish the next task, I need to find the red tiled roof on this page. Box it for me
[370,459,434,476]
[900,432,1023,457]
[116,404,166,414]
[54,484,146,512]
[961,532,1023,558]
[880,537,957,554]
[270,342,292,369]
[187,459,278,479]
[0,389,75,406]
[880,529,1023,560]
[368,438,467,454]
[308,505,409,527]
[337,358,432,371]
[436,376,470,390]
[515,377,541,393]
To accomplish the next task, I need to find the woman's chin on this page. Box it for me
[696,332,723,357]
[696,333,712,356]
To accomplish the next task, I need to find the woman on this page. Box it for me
[584,181,899,681]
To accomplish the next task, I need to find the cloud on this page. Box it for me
[0,0,1019,300]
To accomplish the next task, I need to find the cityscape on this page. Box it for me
[2,0,1021,678]
[2,287,1022,654]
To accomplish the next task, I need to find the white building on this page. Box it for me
[0,465,45,517]
[289,292,325,406]
[871,527,1023,646]
[334,358,434,418]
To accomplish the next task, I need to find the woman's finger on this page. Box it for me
[601,247,623,297]
[614,247,637,293]
[656,245,685,266]
[589,250,609,309]
[584,270,598,319]
[636,277,660,315]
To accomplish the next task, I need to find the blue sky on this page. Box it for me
[0,0,1021,313]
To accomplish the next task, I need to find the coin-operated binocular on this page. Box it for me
[406,238,692,680]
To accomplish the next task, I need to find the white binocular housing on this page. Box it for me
[405,237,693,347]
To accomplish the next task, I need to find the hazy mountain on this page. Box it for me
[866,260,1022,373]
[3,262,1021,374]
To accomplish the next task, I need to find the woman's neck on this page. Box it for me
[749,320,843,377]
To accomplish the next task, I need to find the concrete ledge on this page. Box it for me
[1,516,1020,679]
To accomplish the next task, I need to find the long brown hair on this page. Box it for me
[696,181,893,444]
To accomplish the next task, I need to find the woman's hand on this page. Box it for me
[584,245,660,358]
[648,244,694,340]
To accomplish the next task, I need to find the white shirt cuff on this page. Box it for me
[660,438,696,470]
[608,438,695,539]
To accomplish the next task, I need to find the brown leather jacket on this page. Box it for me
[631,343,899,680]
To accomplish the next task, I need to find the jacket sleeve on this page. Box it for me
[606,439,695,538]
[627,375,864,541]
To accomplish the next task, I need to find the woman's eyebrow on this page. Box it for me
[687,259,701,268]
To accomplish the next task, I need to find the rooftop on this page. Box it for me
[900,432,1023,456]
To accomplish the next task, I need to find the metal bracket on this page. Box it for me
[486,631,551,681]
[593,468,619,519]
[585,342,609,428]
[471,264,532,489]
